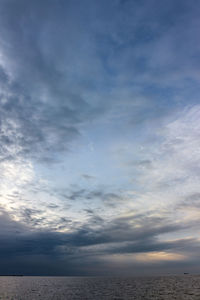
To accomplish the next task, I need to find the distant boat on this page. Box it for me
[184,272,189,275]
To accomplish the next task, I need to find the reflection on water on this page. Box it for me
[0,275,199,299]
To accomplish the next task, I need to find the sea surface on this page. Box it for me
[0,275,199,299]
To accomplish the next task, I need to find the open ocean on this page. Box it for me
[0,275,199,299]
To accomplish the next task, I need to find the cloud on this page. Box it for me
[126,105,200,213]
[0,0,200,275]
[81,174,96,180]
[179,193,200,209]
[0,205,199,274]
[0,206,199,275]
[0,0,199,165]
[0,1,103,164]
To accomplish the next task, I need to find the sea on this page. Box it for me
[0,275,199,299]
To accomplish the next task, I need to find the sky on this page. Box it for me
[0,0,200,276]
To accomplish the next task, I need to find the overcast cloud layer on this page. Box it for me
[0,0,200,275]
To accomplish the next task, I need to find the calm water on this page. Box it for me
[0,275,199,299]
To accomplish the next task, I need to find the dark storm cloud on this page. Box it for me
[0,209,199,275]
